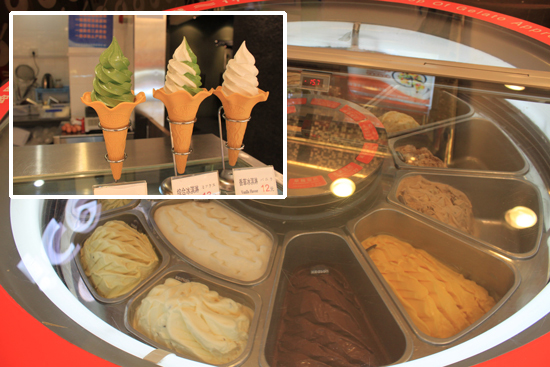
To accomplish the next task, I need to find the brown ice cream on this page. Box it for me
[363,235,496,339]
[395,145,447,168]
[397,175,476,235]
[272,265,384,367]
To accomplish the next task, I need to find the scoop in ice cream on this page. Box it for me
[362,235,496,339]
[395,145,447,168]
[164,37,203,96]
[273,265,382,366]
[380,111,419,133]
[221,41,259,97]
[80,220,159,298]
[92,37,134,108]
[134,278,253,364]
[98,199,133,211]
[397,175,476,235]
[153,201,272,282]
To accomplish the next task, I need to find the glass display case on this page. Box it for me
[4,2,550,367]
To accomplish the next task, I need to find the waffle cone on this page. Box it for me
[81,91,146,181]
[213,86,269,165]
[153,88,212,174]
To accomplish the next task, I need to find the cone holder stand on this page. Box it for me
[98,121,130,182]
[217,106,251,192]
[160,117,197,195]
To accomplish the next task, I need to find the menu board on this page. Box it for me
[69,15,113,48]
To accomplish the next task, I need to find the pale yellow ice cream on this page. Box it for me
[153,201,272,282]
[362,234,495,339]
[134,278,253,364]
[98,199,133,211]
[80,220,159,299]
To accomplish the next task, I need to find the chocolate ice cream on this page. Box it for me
[395,145,446,168]
[272,265,384,367]
[397,175,476,235]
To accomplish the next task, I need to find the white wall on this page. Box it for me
[13,15,70,96]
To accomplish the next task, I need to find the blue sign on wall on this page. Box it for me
[69,15,113,48]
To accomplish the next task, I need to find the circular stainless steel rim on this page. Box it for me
[167,117,197,125]
[225,142,245,151]
[171,148,193,156]
[98,122,131,132]
[104,153,128,164]
[223,113,251,123]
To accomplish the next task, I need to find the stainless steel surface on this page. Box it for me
[349,207,519,345]
[13,134,225,181]
[390,118,529,176]
[133,15,166,131]
[125,267,262,367]
[260,230,413,366]
[147,200,279,286]
[72,210,171,304]
[288,45,550,89]
[389,172,543,259]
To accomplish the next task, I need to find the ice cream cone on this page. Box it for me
[213,86,269,166]
[153,88,212,174]
[81,91,146,181]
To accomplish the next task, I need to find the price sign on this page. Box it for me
[171,171,220,196]
[233,166,278,196]
[93,181,148,195]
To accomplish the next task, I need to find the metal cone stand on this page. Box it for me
[218,106,251,192]
[160,117,196,195]
[98,121,130,183]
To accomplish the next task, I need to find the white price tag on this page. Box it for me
[233,166,278,195]
[93,181,148,195]
[171,171,220,195]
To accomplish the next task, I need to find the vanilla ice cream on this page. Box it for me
[221,41,259,97]
[134,278,253,364]
[153,201,272,282]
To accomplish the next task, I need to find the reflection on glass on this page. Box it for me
[505,85,525,91]
[505,206,537,229]
[33,179,45,187]
[330,178,356,197]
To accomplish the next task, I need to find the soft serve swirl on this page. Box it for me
[92,37,134,108]
[222,41,259,97]
[164,37,203,96]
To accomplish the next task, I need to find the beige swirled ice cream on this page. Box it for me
[164,37,203,96]
[153,201,272,282]
[80,220,159,299]
[221,41,259,97]
[134,278,253,364]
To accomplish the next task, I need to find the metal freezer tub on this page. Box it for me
[125,266,262,367]
[389,118,528,176]
[388,172,543,259]
[260,230,413,367]
[72,210,171,304]
[148,200,279,286]
[349,207,520,345]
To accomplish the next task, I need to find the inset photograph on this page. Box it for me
[11,12,285,196]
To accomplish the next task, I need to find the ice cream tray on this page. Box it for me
[54,110,549,366]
